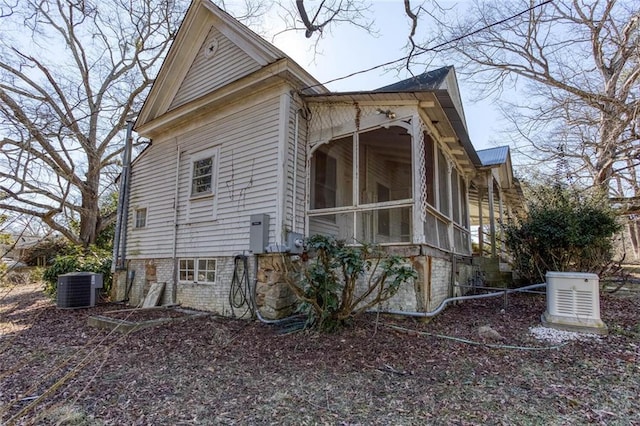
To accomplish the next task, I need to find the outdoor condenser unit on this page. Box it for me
[57,272,103,309]
[542,271,607,334]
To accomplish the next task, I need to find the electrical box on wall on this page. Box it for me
[249,214,269,254]
[287,231,305,254]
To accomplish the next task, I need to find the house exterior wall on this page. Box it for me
[169,26,261,111]
[122,82,303,310]
[127,86,294,260]
[120,93,476,315]
[284,96,308,236]
[115,256,253,316]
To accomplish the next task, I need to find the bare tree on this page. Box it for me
[0,0,187,247]
[403,0,640,255]
[291,0,373,38]
[426,1,639,193]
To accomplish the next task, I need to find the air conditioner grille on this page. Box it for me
[57,272,102,309]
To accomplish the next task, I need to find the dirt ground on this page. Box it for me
[1,281,639,425]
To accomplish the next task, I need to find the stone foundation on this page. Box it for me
[112,248,471,319]
[255,254,297,319]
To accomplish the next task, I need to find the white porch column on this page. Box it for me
[487,174,497,258]
[446,159,454,251]
[411,115,426,244]
[478,186,485,255]
[498,187,505,259]
[464,177,472,253]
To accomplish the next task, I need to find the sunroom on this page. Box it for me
[303,89,481,256]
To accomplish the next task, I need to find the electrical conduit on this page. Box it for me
[373,282,547,318]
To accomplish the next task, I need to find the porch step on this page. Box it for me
[472,257,513,287]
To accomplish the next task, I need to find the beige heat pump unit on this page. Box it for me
[542,271,608,335]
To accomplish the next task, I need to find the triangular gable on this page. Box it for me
[477,145,517,191]
[168,25,262,110]
[375,66,467,133]
[375,66,452,91]
[135,0,292,131]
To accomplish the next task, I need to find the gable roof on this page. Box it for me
[475,145,523,209]
[477,146,510,167]
[135,0,325,134]
[304,66,479,169]
[375,66,453,92]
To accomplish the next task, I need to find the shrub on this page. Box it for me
[282,235,417,332]
[42,245,112,298]
[20,237,70,266]
[503,185,620,283]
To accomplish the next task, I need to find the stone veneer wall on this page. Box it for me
[255,254,297,319]
[111,249,472,318]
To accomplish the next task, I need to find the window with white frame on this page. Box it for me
[192,157,213,196]
[134,207,147,228]
[179,258,217,283]
[190,147,219,198]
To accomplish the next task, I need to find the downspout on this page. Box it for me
[112,120,134,271]
[171,144,181,304]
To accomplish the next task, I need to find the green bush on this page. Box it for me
[20,237,70,266]
[282,235,417,332]
[42,245,112,298]
[503,185,620,283]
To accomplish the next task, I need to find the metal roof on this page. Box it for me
[374,66,453,92]
[477,146,510,167]
[302,66,484,168]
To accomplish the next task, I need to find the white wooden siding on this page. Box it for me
[169,26,261,110]
[127,92,285,259]
[126,140,180,258]
[284,96,307,235]
[175,95,281,256]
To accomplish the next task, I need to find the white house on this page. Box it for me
[111,0,523,318]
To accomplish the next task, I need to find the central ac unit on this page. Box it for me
[542,271,607,334]
[57,272,103,309]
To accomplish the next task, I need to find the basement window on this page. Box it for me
[179,258,216,284]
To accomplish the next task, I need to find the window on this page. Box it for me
[134,207,147,228]
[312,150,337,209]
[179,258,216,283]
[309,126,414,244]
[377,183,390,236]
[191,157,213,196]
[179,259,194,281]
[198,259,216,282]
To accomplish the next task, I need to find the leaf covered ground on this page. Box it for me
[1,282,639,425]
